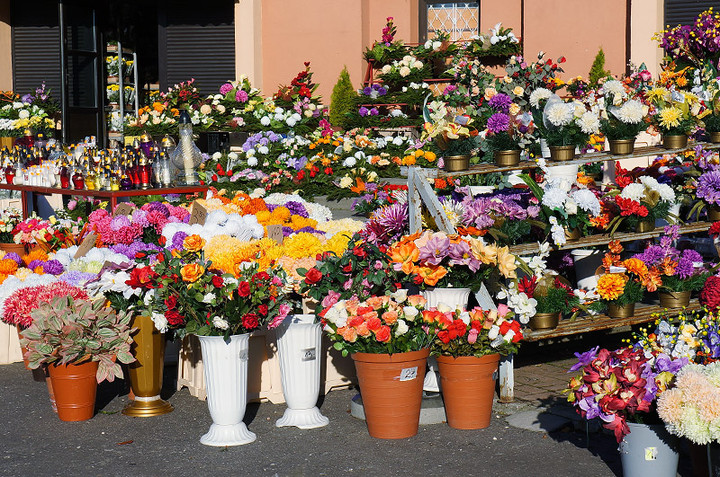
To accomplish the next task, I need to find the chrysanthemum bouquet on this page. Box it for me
[645,86,699,136]
[540,94,600,147]
[319,291,433,356]
[604,175,676,233]
[386,230,517,292]
[428,304,522,357]
[566,346,687,442]
[597,79,648,141]
[484,92,534,152]
[378,55,428,90]
[593,241,647,311]
[2,281,89,328]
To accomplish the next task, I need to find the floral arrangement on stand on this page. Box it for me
[540,93,600,152]
[593,241,648,315]
[645,86,702,140]
[597,79,648,146]
[464,23,521,61]
[603,175,676,233]
[0,208,22,243]
[457,189,542,245]
[363,17,407,67]
[421,100,478,162]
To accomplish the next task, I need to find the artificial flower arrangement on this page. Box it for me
[428,304,522,357]
[484,92,534,153]
[133,234,290,337]
[352,183,407,218]
[691,154,720,219]
[519,273,581,318]
[386,231,517,292]
[603,175,676,233]
[88,201,190,247]
[654,8,720,75]
[597,79,648,141]
[592,241,648,314]
[566,345,687,442]
[413,31,458,77]
[633,225,710,295]
[363,17,407,66]
[319,290,433,356]
[378,55,428,90]
[658,361,720,445]
[0,208,22,243]
[2,281,89,328]
[20,295,136,383]
[359,202,409,247]
[540,93,600,149]
[645,86,701,137]
[464,22,521,60]
[12,214,53,246]
[421,100,478,158]
[520,173,601,245]
[213,75,264,130]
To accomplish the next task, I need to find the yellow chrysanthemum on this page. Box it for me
[204,235,252,275]
[597,273,628,301]
[325,233,352,257]
[15,268,32,280]
[255,210,272,224]
[270,206,291,223]
[283,232,323,259]
[289,215,318,231]
[647,87,670,102]
[317,218,364,236]
[658,107,682,129]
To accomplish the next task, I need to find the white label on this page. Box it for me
[301,348,316,362]
[644,447,657,461]
[399,367,418,381]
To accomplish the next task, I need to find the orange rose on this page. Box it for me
[181,263,204,283]
[375,325,391,343]
[407,295,427,307]
[183,234,206,253]
[356,321,371,337]
[366,296,386,310]
[382,310,398,325]
[337,326,357,343]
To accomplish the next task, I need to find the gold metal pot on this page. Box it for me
[564,227,581,241]
[608,139,635,155]
[658,290,691,308]
[494,149,521,167]
[710,131,720,143]
[636,220,655,233]
[528,312,561,331]
[122,315,174,417]
[708,204,720,222]
[662,134,688,149]
[607,302,635,319]
[549,145,576,161]
[443,155,470,172]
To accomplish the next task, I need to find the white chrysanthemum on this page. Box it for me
[639,176,660,189]
[545,102,574,127]
[621,183,646,202]
[614,99,645,124]
[541,187,568,209]
[529,88,552,108]
[571,189,601,216]
[549,216,566,246]
[602,80,626,104]
[656,183,676,203]
[576,111,600,134]
[442,200,464,227]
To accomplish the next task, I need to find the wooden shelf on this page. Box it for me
[524,299,701,342]
[508,221,712,255]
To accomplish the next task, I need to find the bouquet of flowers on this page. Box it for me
[160,79,202,110]
[385,231,517,292]
[458,190,542,245]
[0,208,22,243]
[597,79,648,141]
[378,55,428,90]
[540,94,600,148]
[520,274,580,316]
[428,304,522,357]
[566,345,687,442]
[319,291,433,356]
[484,92,534,152]
[464,22,521,60]
[654,8,720,74]
[413,30,458,64]
[422,100,478,157]
[12,214,53,245]
[593,241,648,312]
[604,175,676,233]
[645,86,700,136]
[363,17,407,66]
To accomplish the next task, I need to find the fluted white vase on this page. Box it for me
[275,314,329,429]
[421,287,471,392]
[197,334,256,446]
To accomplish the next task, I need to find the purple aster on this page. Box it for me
[110,244,130,257]
[58,270,97,287]
[376,202,409,233]
[282,226,295,237]
[171,231,188,251]
[27,259,45,270]
[369,107,379,116]
[285,201,309,218]
[358,106,369,117]
[266,204,278,212]
[362,86,372,96]
[42,260,64,275]
[3,252,21,265]
[674,256,695,279]
[487,112,511,133]
[488,93,513,113]
[696,170,720,205]
[569,346,599,372]
[634,245,666,265]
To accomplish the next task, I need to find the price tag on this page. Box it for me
[113,203,134,217]
[74,233,98,259]
[301,348,316,361]
[267,224,284,244]
[399,366,418,382]
[644,447,657,461]
[189,202,207,226]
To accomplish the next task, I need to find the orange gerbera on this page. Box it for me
[642,268,662,293]
[623,258,649,278]
[597,273,628,301]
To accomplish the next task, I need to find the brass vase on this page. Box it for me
[549,145,576,161]
[443,155,470,172]
[564,227,581,241]
[528,312,560,331]
[658,290,691,308]
[662,134,688,149]
[608,139,635,155]
[708,204,720,222]
[122,315,174,417]
[710,131,720,143]
[607,302,635,319]
[494,149,521,167]
[636,220,655,233]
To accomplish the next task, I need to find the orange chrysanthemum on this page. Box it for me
[0,259,18,275]
[597,273,628,301]
[22,249,49,266]
[623,258,649,278]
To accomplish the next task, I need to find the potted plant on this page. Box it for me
[140,234,291,446]
[567,345,686,477]
[603,175,676,233]
[485,93,533,166]
[540,94,600,161]
[20,295,135,422]
[463,22,522,64]
[592,241,647,318]
[363,17,407,67]
[598,79,648,154]
[427,304,521,429]
[693,166,720,221]
[413,31,458,78]
[646,86,697,149]
[421,100,478,171]
[319,291,434,439]
[0,208,23,254]
[520,274,581,331]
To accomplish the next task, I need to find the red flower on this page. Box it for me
[258,304,268,316]
[701,276,720,309]
[304,268,322,285]
[710,222,720,239]
[238,281,251,297]
[353,246,367,259]
[615,196,648,217]
[164,295,177,310]
[158,235,167,246]
[518,276,537,297]
[212,276,224,288]
[375,325,391,343]
[166,310,185,326]
[343,264,353,273]
[126,266,158,289]
[254,271,270,282]
[242,313,259,330]
[437,329,450,344]
[367,317,382,332]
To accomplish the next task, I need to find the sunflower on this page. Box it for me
[597,273,628,300]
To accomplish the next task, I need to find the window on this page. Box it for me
[420,1,479,42]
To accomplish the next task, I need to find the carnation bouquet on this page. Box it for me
[540,94,599,148]
[386,230,517,292]
[593,241,648,312]
[603,175,676,233]
[566,345,687,442]
[319,291,433,356]
[597,79,648,141]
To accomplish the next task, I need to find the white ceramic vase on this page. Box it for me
[197,334,256,447]
[275,314,329,429]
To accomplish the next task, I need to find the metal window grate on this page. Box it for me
[426,2,479,41]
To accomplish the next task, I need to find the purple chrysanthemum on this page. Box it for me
[4,252,21,265]
[696,170,720,205]
[58,270,98,287]
[43,259,64,275]
[285,201,309,218]
[171,231,189,251]
[27,259,45,270]
[488,93,513,113]
[487,112,511,134]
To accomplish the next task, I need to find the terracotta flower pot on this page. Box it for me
[437,354,500,429]
[47,360,99,422]
[352,349,429,439]
[0,242,25,256]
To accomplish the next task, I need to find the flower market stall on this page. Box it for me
[5,9,720,475]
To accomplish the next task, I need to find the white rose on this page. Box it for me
[395,319,409,336]
[436,303,452,313]
[391,289,408,303]
[200,104,212,115]
[564,198,578,215]
[342,157,357,168]
[202,292,215,304]
[216,104,226,114]
[286,117,297,127]
[212,316,229,330]
[18,110,29,119]
[339,176,353,188]
[381,65,392,74]
[228,152,238,160]
[403,306,419,321]
[459,311,471,326]
[488,325,500,340]
[151,312,168,333]
[260,116,271,126]
[247,157,258,167]
[212,151,222,160]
